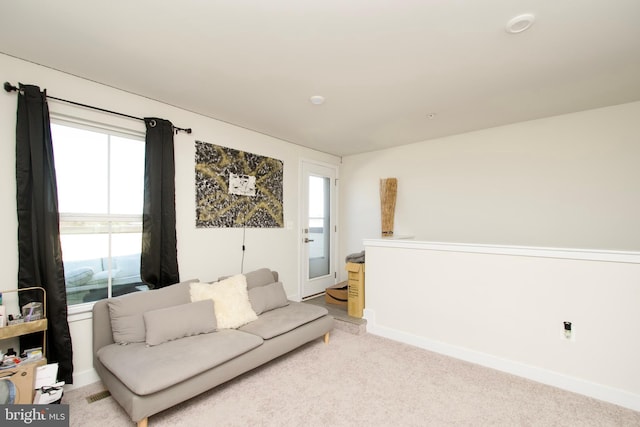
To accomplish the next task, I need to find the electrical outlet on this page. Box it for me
[563,321,575,341]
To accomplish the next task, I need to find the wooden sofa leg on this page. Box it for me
[137,417,148,427]
[323,332,330,344]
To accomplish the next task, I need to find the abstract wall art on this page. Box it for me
[195,141,284,228]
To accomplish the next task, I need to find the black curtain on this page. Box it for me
[140,118,180,288]
[15,84,74,384]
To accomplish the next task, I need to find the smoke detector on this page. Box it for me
[506,14,535,34]
[309,95,325,105]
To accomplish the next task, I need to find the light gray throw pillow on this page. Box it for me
[243,268,277,289]
[143,300,217,346]
[248,281,289,315]
[108,279,196,344]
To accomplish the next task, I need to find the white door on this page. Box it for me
[301,161,337,298]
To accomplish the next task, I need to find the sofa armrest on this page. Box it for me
[92,299,115,367]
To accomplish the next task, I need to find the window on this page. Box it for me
[308,175,330,261]
[51,121,146,306]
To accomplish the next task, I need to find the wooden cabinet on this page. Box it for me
[346,262,365,318]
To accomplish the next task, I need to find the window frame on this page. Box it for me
[51,115,146,315]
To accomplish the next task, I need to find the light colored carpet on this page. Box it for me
[63,329,639,426]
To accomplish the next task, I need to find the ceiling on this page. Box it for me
[2,1,640,156]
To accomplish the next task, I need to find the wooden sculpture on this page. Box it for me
[380,177,397,237]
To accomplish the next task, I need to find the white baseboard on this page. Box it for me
[363,308,640,412]
[64,368,100,391]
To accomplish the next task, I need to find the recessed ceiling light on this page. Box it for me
[309,95,325,105]
[505,13,535,34]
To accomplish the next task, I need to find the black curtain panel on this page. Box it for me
[141,118,180,288]
[15,84,74,384]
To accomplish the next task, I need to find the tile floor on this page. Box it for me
[302,294,367,335]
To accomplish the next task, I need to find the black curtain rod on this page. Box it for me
[4,81,192,134]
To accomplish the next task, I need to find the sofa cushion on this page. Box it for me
[87,269,118,285]
[97,330,263,395]
[243,268,277,289]
[65,267,94,286]
[144,300,217,346]
[190,275,257,329]
[64,257,104,276]
[108,280,194,344]
[239,302,328,340]
[248,281,289,315]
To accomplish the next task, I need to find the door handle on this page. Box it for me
[304,238,315,243]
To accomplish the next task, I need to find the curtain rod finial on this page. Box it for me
[174,126,192,134]
[4,82,19,93]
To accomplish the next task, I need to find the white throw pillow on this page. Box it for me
[190,275,257,329]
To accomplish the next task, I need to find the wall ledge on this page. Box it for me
[363,239,640,264]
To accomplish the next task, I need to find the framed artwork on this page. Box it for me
[195,141,283,228]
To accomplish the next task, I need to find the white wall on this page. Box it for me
[340,101,640,263]
[339,102,640,410]
[0,53,339,387]
[364,240,640,411]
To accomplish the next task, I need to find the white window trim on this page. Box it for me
[51,112,145,141]
[68,302,95,318]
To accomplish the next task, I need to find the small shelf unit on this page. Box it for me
[0,286,47,355]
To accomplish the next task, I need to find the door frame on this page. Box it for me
[299,159,339,300]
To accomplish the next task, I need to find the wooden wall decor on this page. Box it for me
[380,177,398,237]
[195,141,283,228]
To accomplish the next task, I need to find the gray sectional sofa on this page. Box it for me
[92,268,333,427]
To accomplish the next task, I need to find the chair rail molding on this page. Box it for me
[362,238,640,264]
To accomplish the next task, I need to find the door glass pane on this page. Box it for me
[308,175,330,279]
